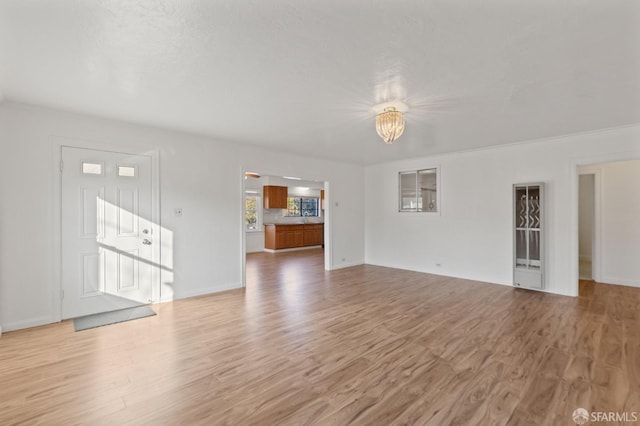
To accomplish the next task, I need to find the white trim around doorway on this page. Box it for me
[51,136,161,323]
[570,150,640,296]
[239,167,333,288]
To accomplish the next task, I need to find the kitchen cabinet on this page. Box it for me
[264,224,324,250]
[320,190,325,210]
[285,229,304,247]
[263,185,288,209]
[303,224,323,246]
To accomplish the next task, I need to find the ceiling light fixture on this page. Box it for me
[376,106,405,144]
[245,172,260,179]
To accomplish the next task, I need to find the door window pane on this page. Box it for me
[118,166,136,177]
[82,162,102,175]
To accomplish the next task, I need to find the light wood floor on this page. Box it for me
[1,249,639,425]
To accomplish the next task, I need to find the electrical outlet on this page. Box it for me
[175,208,183,217]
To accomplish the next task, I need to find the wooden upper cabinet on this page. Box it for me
[263,185,288,209]
[320,190,325,210]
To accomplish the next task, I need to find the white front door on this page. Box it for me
[61,147,154,319]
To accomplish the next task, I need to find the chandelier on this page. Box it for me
[375,106,405,144]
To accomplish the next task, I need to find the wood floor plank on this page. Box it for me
[1,250,639,425]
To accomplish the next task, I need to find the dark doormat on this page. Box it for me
[74,305,156,331]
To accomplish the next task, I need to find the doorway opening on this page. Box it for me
[578,173,595,281]
[576,159,640,295]
[241,172,330,292]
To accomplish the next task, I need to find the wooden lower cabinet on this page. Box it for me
[265,224,324,250]
[274,231,286,249]
[303,224,323,246]
[285,229,304,247]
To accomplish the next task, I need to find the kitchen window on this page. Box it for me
[286,197,319,217]
[245,194,262,231]
[399,168,438,212]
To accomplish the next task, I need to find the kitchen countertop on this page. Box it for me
[264,222,324,225]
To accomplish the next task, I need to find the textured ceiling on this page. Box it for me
[1,1,639,164]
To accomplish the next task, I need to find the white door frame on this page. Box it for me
[239,166,333,287]
[52,137,161,322]
[570,150,640,296]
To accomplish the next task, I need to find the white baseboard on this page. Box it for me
[330,260,364,270]
[364,260,578,297]
[599,277,640,288]
[160,282,242,303]
[364,260,507,286]
[2,316,56,332]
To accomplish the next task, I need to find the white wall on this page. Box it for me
[245,232,265,253]
[598,160,640,287]
[0,102,365,331]
[365,124,640,297]
[578,174,594,261]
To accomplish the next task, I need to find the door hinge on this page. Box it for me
[60,160,64,172]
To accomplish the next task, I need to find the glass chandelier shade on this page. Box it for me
[375,107,405,144]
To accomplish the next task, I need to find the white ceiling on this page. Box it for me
[1,1,639,165]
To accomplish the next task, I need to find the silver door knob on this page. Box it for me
[142,239,152,245]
